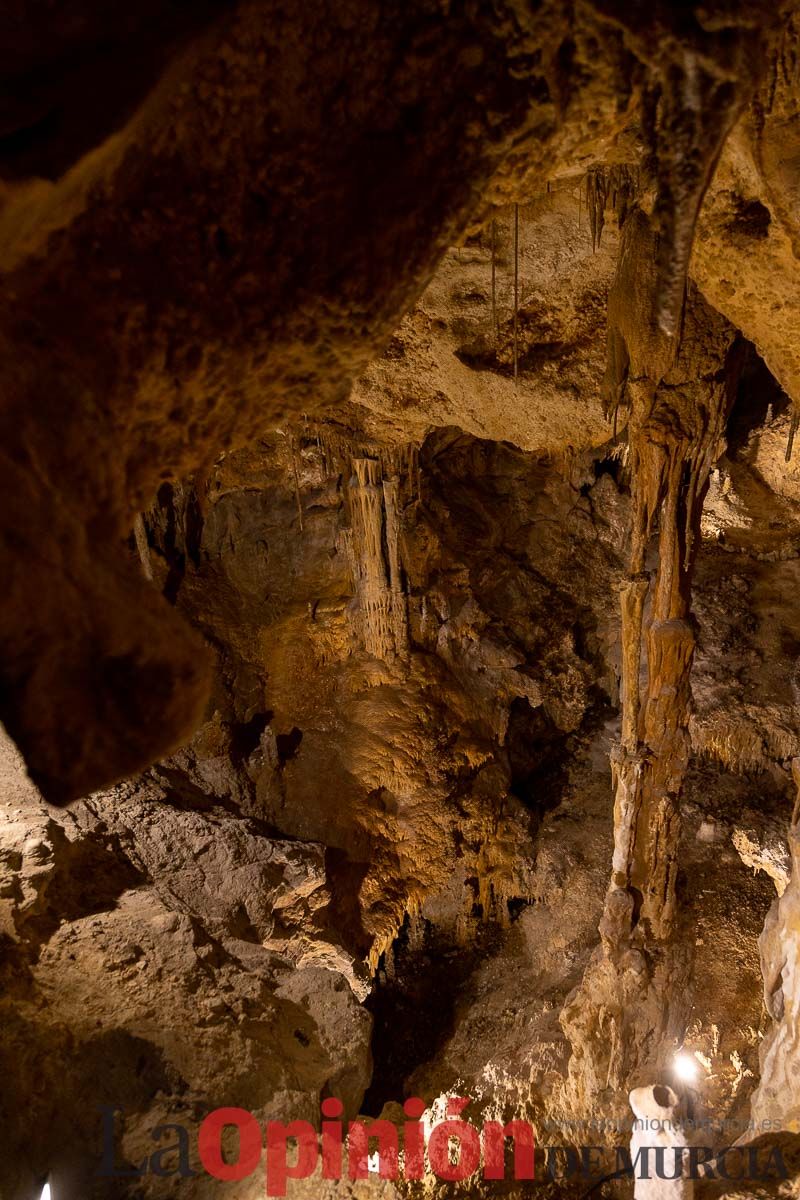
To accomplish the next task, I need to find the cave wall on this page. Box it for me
[4,369,800,1193]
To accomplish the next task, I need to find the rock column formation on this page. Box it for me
[610,307,736,938]
[561,208,738,1116]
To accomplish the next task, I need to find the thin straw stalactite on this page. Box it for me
[786,407,799,463]
[513,203,519,386]
[133,513,154,582]
[491,219,497,346]
[290,433,304,532]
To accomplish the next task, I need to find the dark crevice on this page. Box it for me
[276,726,303,764]
[229,712,272,765]
[505,696,572,813]
[726,339,792,456]
[362,915,505,1116]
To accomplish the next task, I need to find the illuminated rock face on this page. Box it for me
[3,3,800,1198]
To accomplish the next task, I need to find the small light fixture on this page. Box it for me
[673,1052,699,1083]
[39,1184,51,1200]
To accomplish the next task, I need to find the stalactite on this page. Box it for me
[690,713,798,775]
[786,408,799,463]
[414,442,422,503]
[367,892,423,975]
[645,34,772,337]
[133,513,154,582]
[289,434,304,532]
[382,477,409,660]
[586,167,608,252]
[585,165,638,252]
[513,203,519,385]
[347,458,410,663]
[490,218,497,345]
[339,527,356,582]
[383,441,420,511]
[349,458,392,660]
[301,419,390,485]
[304,429,418,663]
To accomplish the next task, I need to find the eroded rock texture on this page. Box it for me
[4,2,800,1199]
[1,0,628,804]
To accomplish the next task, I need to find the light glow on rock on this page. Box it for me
[673,1052,700,1083]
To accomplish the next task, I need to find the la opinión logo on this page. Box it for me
[97,1098,790,1195]
[98,1096,535,1196]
